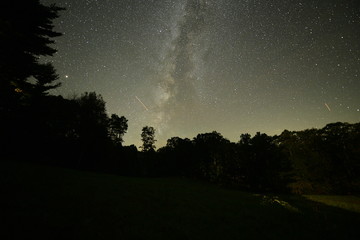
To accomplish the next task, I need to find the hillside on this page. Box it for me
[1,160,359,239]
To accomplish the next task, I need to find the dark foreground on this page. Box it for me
[1,160,359,240]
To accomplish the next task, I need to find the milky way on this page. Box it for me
[152,0,213,135]
[42,0,360,147]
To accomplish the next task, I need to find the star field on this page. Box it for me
[42,0,360,147]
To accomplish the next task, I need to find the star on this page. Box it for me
[42,0,360,147]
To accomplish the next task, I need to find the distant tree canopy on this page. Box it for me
[141,126,156,152]
[76,92,109,142]
[192,131,231,181]
[154,122,360,194]
[71,92,129,167]
[276,122,360,194]
[0,0,63,109]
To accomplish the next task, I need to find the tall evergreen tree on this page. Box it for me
[0,0,64,109]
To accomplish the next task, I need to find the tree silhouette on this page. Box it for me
[0,0,64,159]
[239,133,251,145]
[75,92,109,168]
[277,124,360,194]
[158,137,194,176]
[76,92,109,141]
[246,132,286,191]
[193,131,231,181]
[109,114,128,146]
[140,126,156,152]
[0,0,64,109]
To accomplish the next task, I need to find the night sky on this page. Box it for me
[41,0,360,147]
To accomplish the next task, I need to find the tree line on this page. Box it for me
[156,123,360,194]
[1,1,359,195]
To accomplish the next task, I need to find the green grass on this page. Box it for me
[1,160,359,239]
[303,195,360,213]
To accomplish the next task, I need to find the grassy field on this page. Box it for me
[1,160,359,239]
[304,195,360,213]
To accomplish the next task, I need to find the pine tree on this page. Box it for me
[0,0,64,109]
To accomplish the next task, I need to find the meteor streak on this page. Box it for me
[135,96,149,111]
[324,103,331,112]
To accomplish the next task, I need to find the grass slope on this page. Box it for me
[303,195,360,213]
[1,160,359,240]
